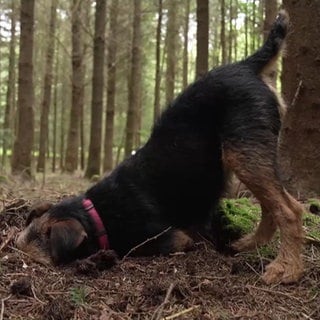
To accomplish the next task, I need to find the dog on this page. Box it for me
[17,11,304,284]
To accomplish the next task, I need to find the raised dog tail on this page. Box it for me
[242,10,289,75]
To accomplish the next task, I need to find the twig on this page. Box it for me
[0,227,18,252]
[31,285,45,304]
[162,306,199,320]
[152,283,175,320]
[122,226,172,260]
[290,80,303,108]
[0,295,11,320]
[305,235,320,246]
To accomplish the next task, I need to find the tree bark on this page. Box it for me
[196,0,209,79]
[2,1,16,168]
[85,0,107,178]
[37,0,57,172]
[11,0,35,178]
[65,0,84,173]
[125,0,142,158]
[279,0,320,197]
[153,0,163,122]
[104,0,119,173]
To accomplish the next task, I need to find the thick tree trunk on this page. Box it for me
[11,0,35,178]
[65,0,84,173]
[165,0,177,104]
[153,0,163,122]
[196,0,209,79]
[279,1,320,197]
[104,0,119,173]
[125,0,142,158]
[85,0,107,178]
[2,1,16,168]
[37,0,57,172]
[52,45,59,173]
[182,0,190,88]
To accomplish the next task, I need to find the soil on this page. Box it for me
[0,174,320,320]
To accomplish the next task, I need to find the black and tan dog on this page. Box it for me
[17,11,304,284]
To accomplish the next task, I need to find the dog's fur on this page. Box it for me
[17,11,304,284]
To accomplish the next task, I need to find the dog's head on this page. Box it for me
[16,198,97,265]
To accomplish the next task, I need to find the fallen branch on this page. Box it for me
[122,226,172,260]
[0,295,11,320]
[152,283,175,320]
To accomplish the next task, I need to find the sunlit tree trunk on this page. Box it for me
[153,0,163,122]
[220,0,227,64]
[2,1,17,169]
[182,0,190,88]
[11,0,35,178]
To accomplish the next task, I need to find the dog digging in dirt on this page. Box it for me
[17,11,304,284]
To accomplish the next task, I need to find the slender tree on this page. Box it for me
[165,0,177,104]
[220,0,227,64]
[65,0,84,173]
[196,0,209,78]
[85,0,107,178]
[11,0,35,177]
[125,0,142,158]
[153,0,163,122]
[2,1,17,168]
[104,0,119,173]
[182,0,190,88]
[37,0,57,172]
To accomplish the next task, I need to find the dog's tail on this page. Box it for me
[242,10,289,75]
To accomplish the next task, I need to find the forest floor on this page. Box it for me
[1,174,320,320]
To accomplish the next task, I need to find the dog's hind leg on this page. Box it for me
[222,143,304,284]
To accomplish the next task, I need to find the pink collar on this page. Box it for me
[82,198,109,250]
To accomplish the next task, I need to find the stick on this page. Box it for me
[162,306,198,320]
[291,80,303,108]
[152,283,175,320]
[0,295,11,320]
[122,226,172,260]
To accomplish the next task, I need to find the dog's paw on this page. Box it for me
[262,259,303,284]
[231,234,257,252]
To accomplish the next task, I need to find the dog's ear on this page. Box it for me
[26,202,53,226]
[49,219,87,264]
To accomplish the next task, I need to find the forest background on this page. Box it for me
[0,0,319,197]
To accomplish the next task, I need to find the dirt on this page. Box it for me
[0,174,320,319]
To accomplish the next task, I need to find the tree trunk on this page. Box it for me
[220,0,227,64]
[165,0,177,104]
[85,0,107,178]
[37,0,57,172]
[264,0,278,86]
[52,44,59,173]
[65,0,84,173]
[104,0,119,173]
[125,0,142,158]
[279,0,320,197]
[196,0,209,79]
[153,0,163,122]
[2,1,16,169]
[228,0,233,63]
[182,0,190,88]
[11,0,35,178]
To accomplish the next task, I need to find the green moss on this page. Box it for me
[218,198,260,235]
[303,212,320,240]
